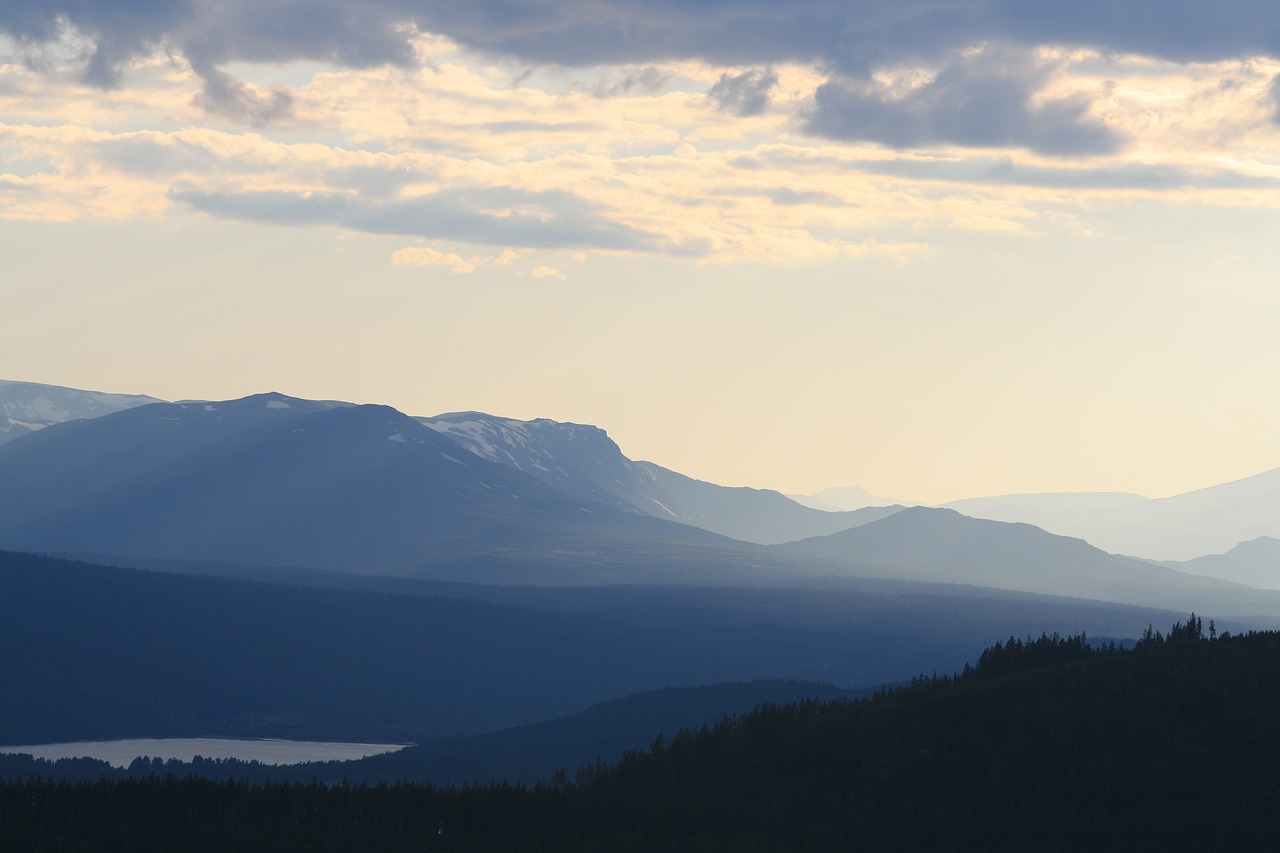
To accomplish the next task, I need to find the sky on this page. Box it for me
[3,1,1280,505]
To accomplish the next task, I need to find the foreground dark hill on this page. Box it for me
[0,393,797,582]
[780,505,1280,617]
[421,411,899,544]
[5,624,1277,852]
[529,623,1280,852]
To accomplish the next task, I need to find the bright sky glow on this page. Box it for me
[4,3,1280,503]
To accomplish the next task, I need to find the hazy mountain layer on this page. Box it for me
[943,472,1280,562]
[421,411,897,544]
[0,378,161,446]
[1162,536,1280,590]
[780,506,1280,618]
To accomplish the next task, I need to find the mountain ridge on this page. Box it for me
[421,410,900,544]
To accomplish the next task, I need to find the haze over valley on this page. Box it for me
[4,376,1280,779]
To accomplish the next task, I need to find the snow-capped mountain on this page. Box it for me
[421,411,899,544]
[0,393,793,583]
[0,379,162,445]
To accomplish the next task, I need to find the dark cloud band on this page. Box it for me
[8,2,1280,83]
[6,1,1279,154]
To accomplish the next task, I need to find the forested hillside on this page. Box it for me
[4,619,1276,852]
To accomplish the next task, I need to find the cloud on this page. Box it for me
[1269,74,1280,123]
[191,66,294,126]
[390,246,477,273]
[765,187,844,206]
[807,47,1119,156]
[8,40,1280,265]
[531,265,566,279]
[707,67,778,116]
[14,2,1280,90]
[9,1,1280,153]
[391,245,527,273]
[2,2,1280,91]
[170,185,664,250]
[592,66,669,98]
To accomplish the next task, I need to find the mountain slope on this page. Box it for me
[0,378,162,446]
[421,411,897,544]
[779,506,1280,617]
[0,393,820,583]
[1,551,841,745]
[5,551,1199,748]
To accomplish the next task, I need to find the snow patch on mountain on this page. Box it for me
[0,379,164,446]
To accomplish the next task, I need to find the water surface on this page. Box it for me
[0,737,412,767]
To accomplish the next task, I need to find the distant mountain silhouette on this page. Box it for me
[421,411,898,544]
[779,506,1280,617]
[1162,536,1280,590]
[0,378,161,446]
[789,484,904,512]
[943,471,1280,561]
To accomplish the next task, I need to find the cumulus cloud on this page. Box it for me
[807,47,1118,155]
[531,265,566,279]
[707,68,778,116]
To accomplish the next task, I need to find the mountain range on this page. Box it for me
[4,379,1280,595]
[0,392,792,584]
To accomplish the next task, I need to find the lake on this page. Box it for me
[0,738,412,767]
